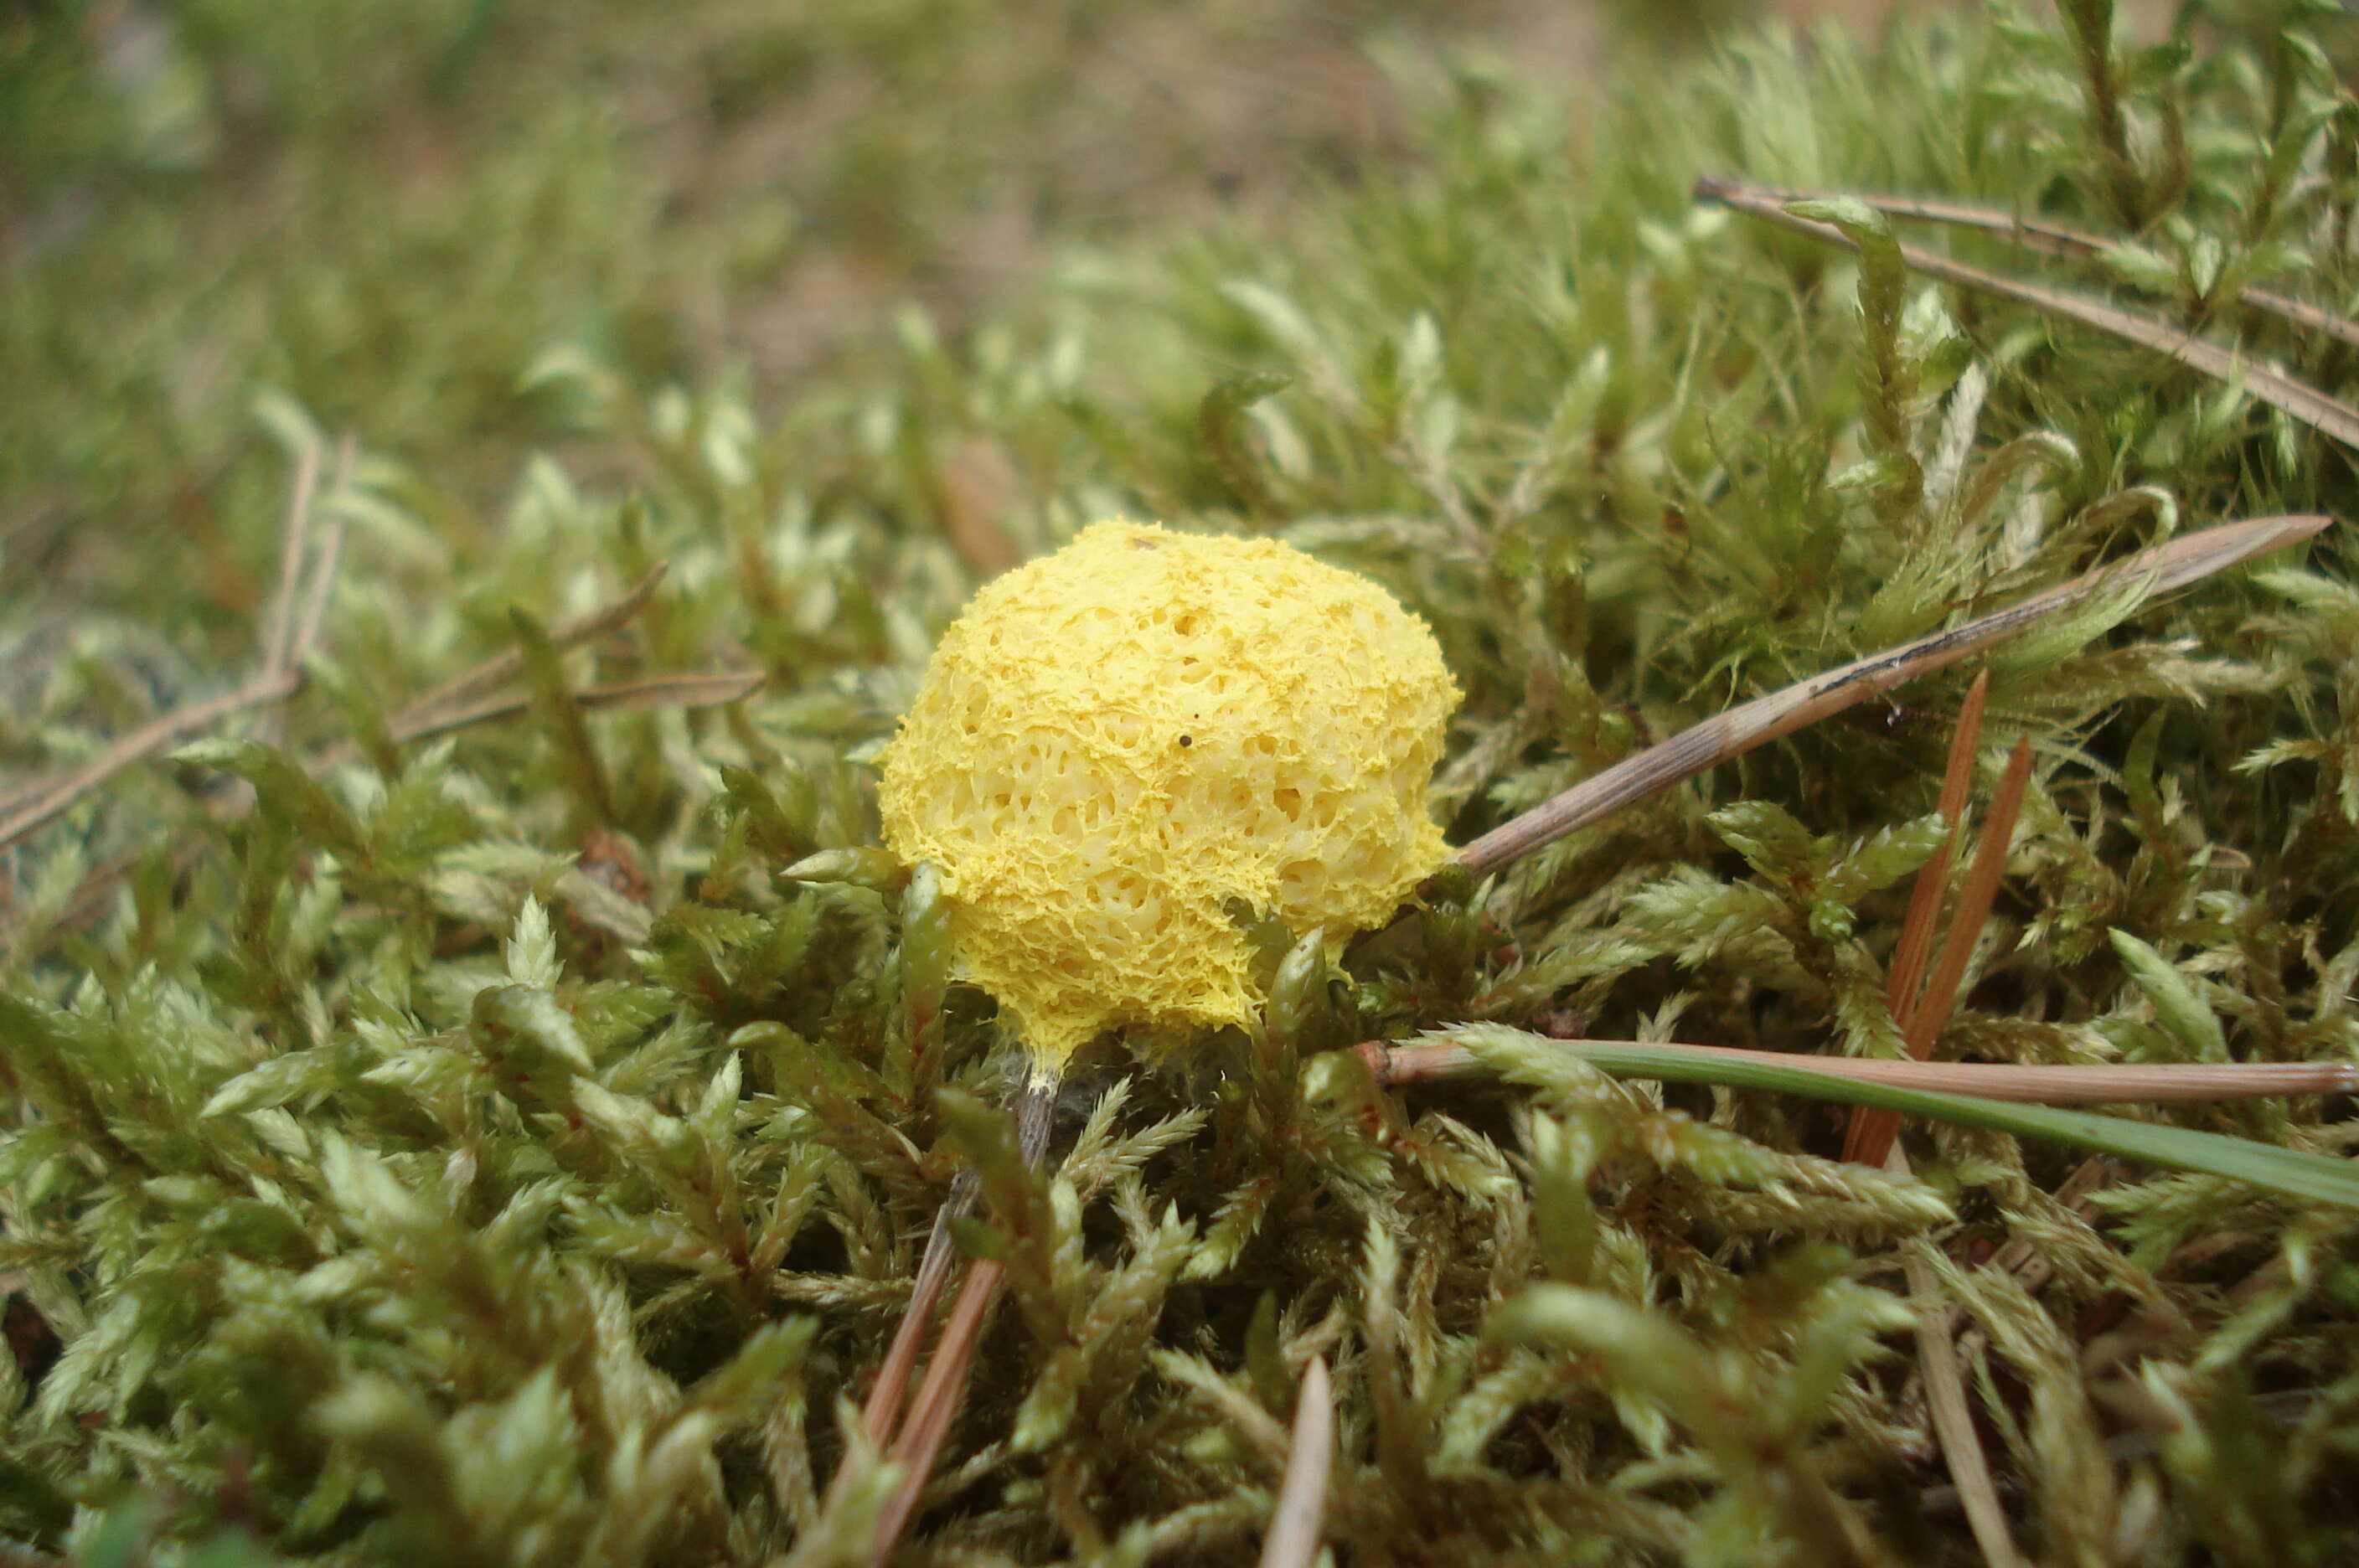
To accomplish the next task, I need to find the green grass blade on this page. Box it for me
[1463,1029,2359,1210]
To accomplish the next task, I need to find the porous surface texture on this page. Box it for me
[878,518,1461,1064]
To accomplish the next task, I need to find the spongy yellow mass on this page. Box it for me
[877,518,1461,1065]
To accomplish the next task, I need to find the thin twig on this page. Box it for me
[1695,177,2359,451]
[1452,513,2326,877]
[1354,1036,2353,1103]
[1742,186,2359,351]
[1256,1355,1334,1568]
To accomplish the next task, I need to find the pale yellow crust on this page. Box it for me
[877,519,1461,1064]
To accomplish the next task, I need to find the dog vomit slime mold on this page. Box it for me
[878,519,1461,1066]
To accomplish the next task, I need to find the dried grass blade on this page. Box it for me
[1257,1355,1334,1568]
[1453,513,2325,876]
[1695,177,2359,450]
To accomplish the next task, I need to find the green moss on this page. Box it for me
[6,2,2359,1562]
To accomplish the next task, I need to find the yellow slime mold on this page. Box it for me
[877,519,1461,1065]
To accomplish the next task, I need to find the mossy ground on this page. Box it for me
[6,2,2359,1564]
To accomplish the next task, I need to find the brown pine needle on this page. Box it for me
[258,440,326,683]
[847,1078,1056,1565]
[0,442,366,854]
[856,1177,982,1453]
[0,675,307,855]
[1843,674,1989,1163]
[1902,735,2034,1069]
[1846,735,2034,1167]
[1892,672,1989,1018]
[1452,514,2325,877]
[1355,1037,2353,1104]
[1256,1355,1334,1568]
[1695,177,2359,451]
[870,1261,1004,1566]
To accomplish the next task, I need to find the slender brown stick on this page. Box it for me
[1256,1355,1334,1568]
[1355,1037,2354,1104]
[1696,177,2359,451]
[1452,514,2326,877]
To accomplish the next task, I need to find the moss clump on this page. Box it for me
[879,518,1458,1065]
